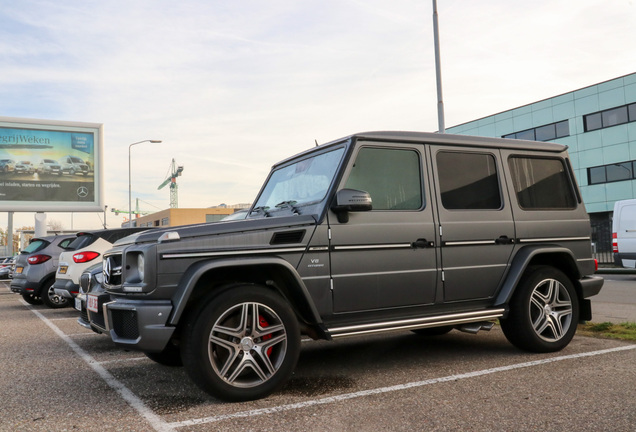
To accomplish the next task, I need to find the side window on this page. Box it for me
[436,151,501,210]
[345,147,423,210]
[508,156,577,210]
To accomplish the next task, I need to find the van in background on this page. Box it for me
[612,198,636,268]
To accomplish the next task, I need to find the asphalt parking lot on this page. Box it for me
[2,281,635,432]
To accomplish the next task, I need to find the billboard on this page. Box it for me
[0,117,103,212]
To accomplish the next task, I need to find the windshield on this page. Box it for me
[253,147,345,213]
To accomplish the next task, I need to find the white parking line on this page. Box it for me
[23,299,176,432]
[167,344,636,429]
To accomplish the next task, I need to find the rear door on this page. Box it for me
[328,141,439,313]
[429,146,515,302]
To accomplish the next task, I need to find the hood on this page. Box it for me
[120,215,317,246]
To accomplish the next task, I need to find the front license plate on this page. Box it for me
[59,266,68,274]
[15,267,23,274]
[87,294,99,313]
[74,297,82,311]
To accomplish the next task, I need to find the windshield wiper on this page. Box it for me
[250,206,271,217]
[275,200,300,215]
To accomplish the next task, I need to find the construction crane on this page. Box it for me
[111,199,152,217]
[158,159,184,208]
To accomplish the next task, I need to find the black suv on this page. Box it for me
[92,131,603,401]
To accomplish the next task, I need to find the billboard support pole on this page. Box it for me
[7,212,13,255]
[35,212,47,237]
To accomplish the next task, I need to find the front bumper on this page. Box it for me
[104,298,175,353]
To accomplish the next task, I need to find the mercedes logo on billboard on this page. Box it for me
[77,186,89,198]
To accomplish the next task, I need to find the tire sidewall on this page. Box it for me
[502,266,579,353]
[181,285,300,401]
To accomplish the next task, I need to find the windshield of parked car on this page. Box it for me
[252,147,345,214]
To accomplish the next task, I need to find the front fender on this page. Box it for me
[168,256,323,327]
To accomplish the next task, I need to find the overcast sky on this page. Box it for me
[1,0,635,230]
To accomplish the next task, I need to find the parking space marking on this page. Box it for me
[167,344,636,429]
[23,300,177,432]
[98,356,149,365]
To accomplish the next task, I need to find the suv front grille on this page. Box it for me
[79,273,90,293]
[103,254,123,287]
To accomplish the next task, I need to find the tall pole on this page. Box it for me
[128,140,162,227]
[432,0,445,133]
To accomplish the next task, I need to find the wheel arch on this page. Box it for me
[496,246,583,312]
[169,257,326,336]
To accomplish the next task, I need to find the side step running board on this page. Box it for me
[328,309,505,339]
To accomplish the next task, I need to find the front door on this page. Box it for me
[329,142,439,313]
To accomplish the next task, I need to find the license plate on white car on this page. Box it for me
[74,297,82,311]
[87,294,99,313]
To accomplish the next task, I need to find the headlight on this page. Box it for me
[137,253,145,282]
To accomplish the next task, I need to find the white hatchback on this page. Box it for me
[53,228,151,300]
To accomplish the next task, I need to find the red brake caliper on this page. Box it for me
[259,315,273,357]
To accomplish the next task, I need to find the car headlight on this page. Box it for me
[137,253,145,282]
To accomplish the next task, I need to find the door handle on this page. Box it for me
[412,238,435,248]
[495,235,514,245]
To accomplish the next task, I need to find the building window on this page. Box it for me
[584,103,636,132]
[161,217,169,226]
[588,160,636,185]
[502,120,569,142]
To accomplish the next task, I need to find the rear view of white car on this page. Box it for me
[53,228,151,301]
[612,199,636,268]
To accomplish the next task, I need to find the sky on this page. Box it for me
[0,0,635,231]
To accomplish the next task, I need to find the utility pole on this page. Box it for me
[432,0,445,133]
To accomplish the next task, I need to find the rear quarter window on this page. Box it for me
[508,156,577,210]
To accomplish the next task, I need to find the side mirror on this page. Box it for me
[331,189,372,223]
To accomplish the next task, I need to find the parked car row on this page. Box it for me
[0,156,92,176]
[9,228,150,308]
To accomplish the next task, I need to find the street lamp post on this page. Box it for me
[128,140,162,226]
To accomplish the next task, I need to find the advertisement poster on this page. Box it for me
[0,118,103,212]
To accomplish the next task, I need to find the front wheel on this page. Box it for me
[500,266,579,353]
[181,286,301,401]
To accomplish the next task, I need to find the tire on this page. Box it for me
[41,283,70,309]
[145,343,183,367]
[500,266,579,353]
[22,293,42,305]
[181,285,301,401]
[412,325,454,336]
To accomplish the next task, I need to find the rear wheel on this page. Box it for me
[41,283,69,308]
[22,293,42,305]
[181,285,301,401]
[500,266,578,353]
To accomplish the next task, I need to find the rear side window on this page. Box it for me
[58,238,75,250]
[345,147,423,210]
[508,156,577,210]
[436,151,501,210]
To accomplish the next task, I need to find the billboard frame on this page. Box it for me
[0,116,104,212]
